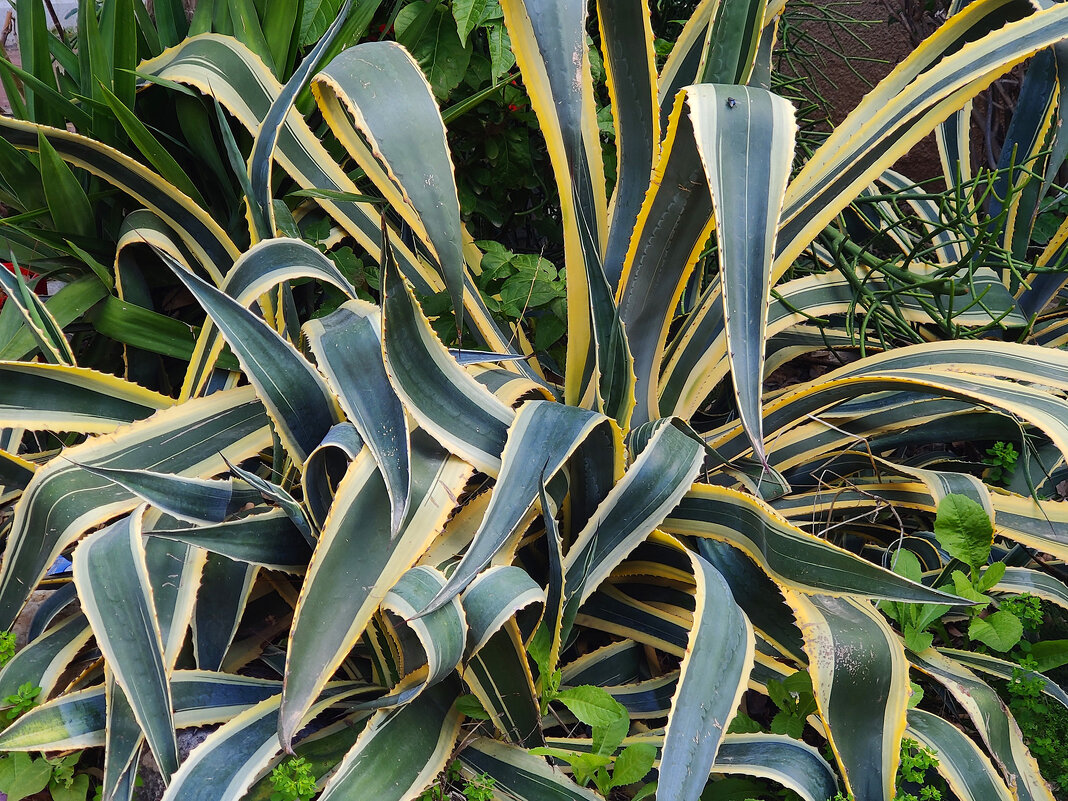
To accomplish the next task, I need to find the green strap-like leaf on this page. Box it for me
[0,612,90,704]
[317,678,463,801]
[463,620,544,748]
[461,566,543,657]
[23,580,75,641]
[688,84,795,464]
[193,554,257,672]
[423,400,615,613]
[460,567,544,747]
[0,258,77,365]
[0,384,270,629]
[561,640,645,687]
[301,421,363,530]
[73,509,179,779]
[313,41,466,326]
[280,435,473,749]
[617,91,715,425]
[658,546,754,801]
[160,683,374,801]
[0,448,33,493]
[597,0,658,289]
[910,649,1054,801]
[183,236,355,399]
[500,0,609,412]
[0,116,238,283]
[664,484,966,604]
[562,419,705,627]
[37,129,94,241]
[74,464,232,525]
[15,0,62,126]
[381,232,514,476]
[786,593,908,801]
[0,671,284,751]
[97,82,206,207]
[772,479,1068,564]
[248,0,353,239]
[657,0,715,124]
[711,370,1068,471]
[906,709,1013,801]
[0,362,171,434]
[223,457,315,544]
[698,0,769,84]
[825,340,1068,389]
[140,35,525,364]
[710,733,840,801]
[104,675,145,801]
[158,249,339,466]
[578,583,696,655]
[460,737,604,801]
[545,731,839,801]
[697,538,807,663]
[305,300,410,535]
[149,510,312,574]
[143,521,205,669]
[240,711,373,801]
[777,1,1068,279]
[989,48,1056,262]
[539,470,567,673]
[937,648,1068,711]
[367,566,466,709]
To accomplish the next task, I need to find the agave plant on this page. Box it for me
[1,1,1068,801]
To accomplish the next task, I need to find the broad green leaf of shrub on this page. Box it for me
[486,22,514,79]
[891,548,923,582]
[0,753,52,801]
[554,685,627,729]
[500,275,559,311]
[534,314,567,351]
[976,561,1007,593]
[969,611,1024,652]
[300,0,344,47]
[951,571,991,606]
[611,743,656,787]
[934,494,993,572]
[1029,640,1068,672]
[453,0,488,44]
[396,2,473,100]
[904,627,935,654]
[592,709,628,757]
[456,694,492,721]
[49,772,90,801]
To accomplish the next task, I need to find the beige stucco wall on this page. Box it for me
[787,0,946,181]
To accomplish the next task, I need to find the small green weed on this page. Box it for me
[0,750,91,801]
[461,772,496,801]
[826,737,943,801]
[0,631,15,667]
[983,441,1018,485]
[417,760,497,801]
[269,756,317,801]
[1000,593,1044,632]
[531,685,657,797]
[1005,658,1068,791]
[766,671,818,739]
[727,670,819,739]
[4,682,41,720]
[880,494,1035,653]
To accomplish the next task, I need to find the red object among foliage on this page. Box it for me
[0,263,48,307]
